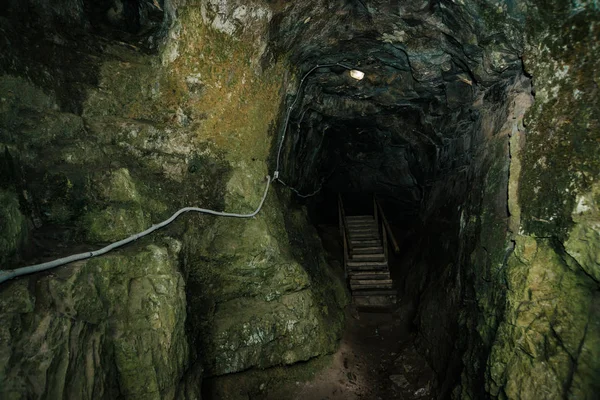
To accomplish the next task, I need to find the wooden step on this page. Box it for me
[346,222,377,229]
[348,271,390,280]
[347,260,388,267]
[350,278,393,285]
[350,239,382,247]
[350,281,394,290]
[350,246,384,255]
[348,228,379,234]
[347,227,377,233]
[348,230,379,236]
[351,289,397,297]
[348,226,378,232]
[350,253,385,261]
[346,215,374,221]
[347,265,388,272]
[347,219,376,225]
[347,265,388,273]
[348,234,380,241]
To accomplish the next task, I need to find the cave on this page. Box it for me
[0,1,599,399]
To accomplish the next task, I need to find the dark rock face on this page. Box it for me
[0,0,598,399]
[0,1,347,398]
[273,1,599,399]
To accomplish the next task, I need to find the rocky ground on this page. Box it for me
[282,307,435,400]
[202,223,435,400]
[275,223,435,400]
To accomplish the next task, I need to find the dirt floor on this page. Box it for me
[265,224,436,400]
[204,224,436,400]
[276,306,435,400]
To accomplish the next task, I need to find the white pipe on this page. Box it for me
[0,176,271,285]
[274,62,355,178]
[0,61,360,285]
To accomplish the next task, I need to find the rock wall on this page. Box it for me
[482,4,600,399]
[0,243,190,400]
[390,2,600,399]
[0,0,347,398]
[1,0,598,399]
[453,2,600,399]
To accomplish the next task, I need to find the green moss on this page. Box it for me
[84,202,150,242]
[1,243,189,400]
[0,280,35,314]
[183,191,346,376]
[0,189,27,265]
[203,355,334,400]
[519,12,600,240]
[564,182,600,282]
[487,236,599,398]
[98,168,141,203]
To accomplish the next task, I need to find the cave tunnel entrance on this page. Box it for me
[12,0,600,399]
[273,32,529,395]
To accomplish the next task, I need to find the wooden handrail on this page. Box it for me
[383,214,389,260]
[338,194,350,277]
[373,196,379,228]
[374,195,401,254]
[338,194,351,243]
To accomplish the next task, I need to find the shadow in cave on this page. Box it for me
[297,188,438,399]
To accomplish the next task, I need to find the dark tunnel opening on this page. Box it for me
[273,41,530,394]
[1,1,599,399]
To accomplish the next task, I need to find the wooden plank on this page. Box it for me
[351,289,397,297]
[347,260,388,267]
[346,215,374,220]
[350,253,385,261]
[349,240,382,247]
[347,265,388,272]
[374,196,401,254]
[348,272,390,280]
[350,246,384,254]
[351,284,394,291]
[350,279,393,285]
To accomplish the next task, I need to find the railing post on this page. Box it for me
[383,218,389,261]
[338,194,349,278]
[373,195,379,228]
[374,195,401,255]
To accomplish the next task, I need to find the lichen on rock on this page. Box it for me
[0,189,27,266]
[0,243,189,400]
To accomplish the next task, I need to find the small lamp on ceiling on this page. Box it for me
[349,69,365,80]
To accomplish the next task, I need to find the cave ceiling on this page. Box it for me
[272,0,526,208]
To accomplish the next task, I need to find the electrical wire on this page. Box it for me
[273,62,355,196]
[0,177,271,284]
[1,61,359,284]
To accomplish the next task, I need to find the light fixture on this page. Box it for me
[349,69,365,80]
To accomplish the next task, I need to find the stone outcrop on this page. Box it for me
[0,0,347,398]
[0,0,598,399]
[0,243,191,400]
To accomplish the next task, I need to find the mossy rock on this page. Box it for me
[84,202,150,243]
[0,243,190,400]
[565,182,600,283]
[487,236,600,399]
[0,189,27,265]
[205,290,341,376]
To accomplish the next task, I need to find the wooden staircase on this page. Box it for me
[339,195,400,308]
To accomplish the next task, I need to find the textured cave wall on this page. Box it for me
[480,3,600,399]
[273,1,599,399]
[442,2,600,399]
[0,1,598,399]
[271,2,526,396]
[405,2,600,399]
[0,1,347,398]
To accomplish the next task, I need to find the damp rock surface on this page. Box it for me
[0,0,599,399]
[0,243,190,400]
